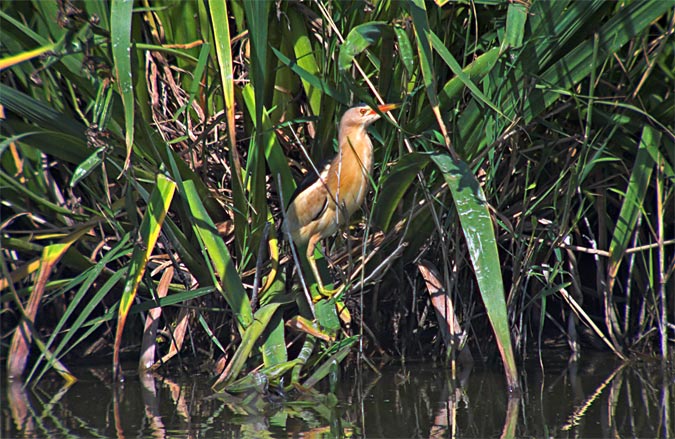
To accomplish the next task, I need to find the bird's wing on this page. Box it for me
[302,184,329,223]
[283,159,332,241]
[287,158,331,207]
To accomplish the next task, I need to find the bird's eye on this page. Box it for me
[359,108,368,115]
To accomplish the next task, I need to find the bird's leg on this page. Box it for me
[306,236,325,292]
[306,235,341,301]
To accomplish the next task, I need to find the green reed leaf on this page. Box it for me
[430,152,519,392]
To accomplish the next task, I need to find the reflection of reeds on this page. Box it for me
[3,359,671,437]
[562,362,626,430]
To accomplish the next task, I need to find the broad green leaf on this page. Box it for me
[241,3,272,256]
[241,85,272,263]
[182,179,253,331]
[428,31,503,118]
[161,144,225,285]
[394,26,415,75]
[209,0,248,256]
[7,225,91,380]
[291,336,315,384]
[408,0,453,145]
[110,0,135,170]
[0,43,54,70]
[213,302,282,391]
[409,0,439,108]
[208,0,235,140]
[430,152,519,392]
[338,22,389,71]
[242,0,271,129]
[225,359,300,394]
[70,146,106,188]
[262,312,288,369]
[302,336,358,388]
[504,1,528,49]
[113,173,176,376]
[315,299,340,333]
[288,8,322,115]
[608,126,659,287]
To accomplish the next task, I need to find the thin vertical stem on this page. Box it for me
[655,153,667,360]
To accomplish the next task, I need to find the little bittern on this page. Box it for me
[284,103,398,295]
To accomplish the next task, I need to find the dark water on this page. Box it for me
[2,351,673,438]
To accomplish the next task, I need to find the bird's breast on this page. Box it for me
[331,132,373,222]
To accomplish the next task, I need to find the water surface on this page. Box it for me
[3,351,673,438]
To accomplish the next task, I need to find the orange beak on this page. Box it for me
[368,103,400,115]
[377,103,399,112]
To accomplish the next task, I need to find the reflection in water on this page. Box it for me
[2,352,673,438]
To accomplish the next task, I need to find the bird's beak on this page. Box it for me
[375,103,399,114]
[366,103,399,116]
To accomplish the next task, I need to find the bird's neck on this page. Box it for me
[338,127,373,172]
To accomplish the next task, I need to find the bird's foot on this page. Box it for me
[310,285,351,326]
[311,284,344,303]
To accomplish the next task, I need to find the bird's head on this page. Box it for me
[340,103,399,129]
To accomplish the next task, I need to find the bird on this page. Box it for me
[283,103,398,298]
